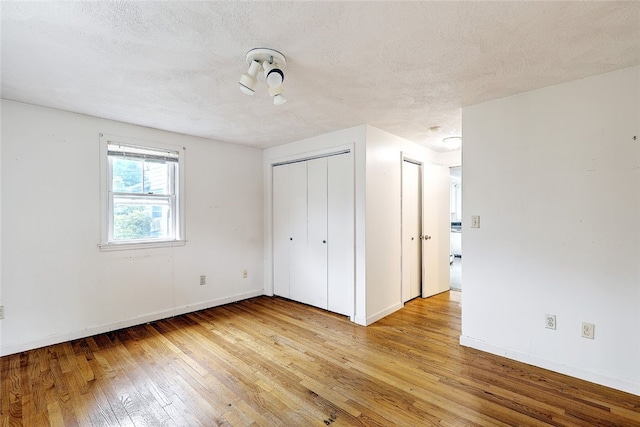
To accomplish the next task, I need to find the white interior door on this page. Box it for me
[306,157,328,309]
[327,152,354,316]
[288,162,308,303]
[402,160,422,302]
[423,163,451,297]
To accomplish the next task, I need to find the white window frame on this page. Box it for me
[99,133,186,251]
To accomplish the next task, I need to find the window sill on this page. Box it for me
[98,240,187,252]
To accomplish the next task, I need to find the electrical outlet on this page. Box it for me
[200,275,206,286]
[243,270,248,279]
[545,314,556,330]
[0,305,4,319]
[471,215,480,228]
[582,322,595,339]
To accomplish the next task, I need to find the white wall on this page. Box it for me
[438,149,462,167]
[461,66,640,395]
[0,102,3,348]
[364,125,449,324]
[1,100,264,356]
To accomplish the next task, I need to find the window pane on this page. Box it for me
[112,157,172,195]
[112,158,143,193]
[144,161,170,195]
[112,197,172,241]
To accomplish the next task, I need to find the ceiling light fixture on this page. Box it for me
[442,136,462,149]
[239,48,287,105]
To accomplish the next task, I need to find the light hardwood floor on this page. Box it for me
[2,291,640,426]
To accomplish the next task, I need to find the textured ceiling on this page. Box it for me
[2,2,639,151]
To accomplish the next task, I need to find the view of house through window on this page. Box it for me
[107,143,180,243]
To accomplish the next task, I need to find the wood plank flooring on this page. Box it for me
[2,291,640,426]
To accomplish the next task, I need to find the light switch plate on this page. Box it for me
[471,215,480,228]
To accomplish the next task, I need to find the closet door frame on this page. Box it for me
[268,146,355,317]
[327,152,354,316]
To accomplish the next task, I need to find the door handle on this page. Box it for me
[423,235,432,240]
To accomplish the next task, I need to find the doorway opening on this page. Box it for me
[450,166,462,290]
[402,159,423,302]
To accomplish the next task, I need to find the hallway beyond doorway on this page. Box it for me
[450,256,462,290]
[450,166,462,290]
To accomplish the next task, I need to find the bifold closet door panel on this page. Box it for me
[287,161,309,304]
[327,152,354,316]
[272,164,290,297]
[306,157,329,309]
[273,162,308,299]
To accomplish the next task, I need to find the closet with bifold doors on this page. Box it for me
[272,151,354,317]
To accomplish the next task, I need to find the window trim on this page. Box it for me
[99,133,186,251]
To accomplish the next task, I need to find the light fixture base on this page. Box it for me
[245,48,286,68]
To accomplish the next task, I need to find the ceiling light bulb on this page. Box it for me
[239,60,261,95]
[263,61,284,88]
[267,69,283,87]
[273,94,286,106]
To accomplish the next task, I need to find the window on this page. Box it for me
[99,134,185,250]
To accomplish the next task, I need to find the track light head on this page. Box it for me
[268,84,286,105]
[239,60,261,95]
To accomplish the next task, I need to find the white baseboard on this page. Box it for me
[366,302,402,326]
[0,290,264,357]
[460,335,640,397]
